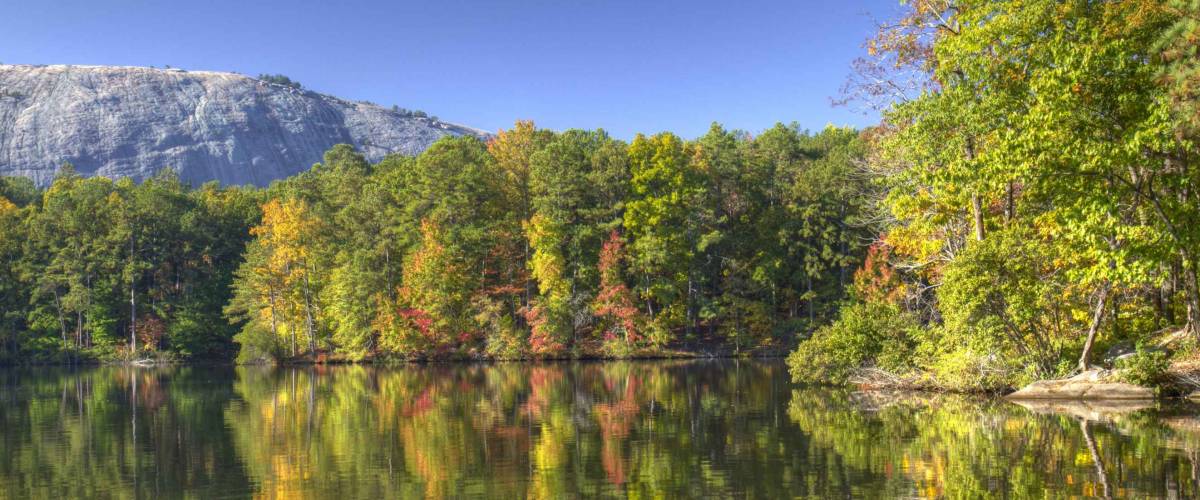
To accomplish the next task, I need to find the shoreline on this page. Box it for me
[827,367,1200,401]
[0,344,791,368]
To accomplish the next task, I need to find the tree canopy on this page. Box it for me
[0,123,870,363]
[790,0,1200,391]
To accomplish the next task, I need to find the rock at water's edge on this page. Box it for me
[1006,369,1155,400]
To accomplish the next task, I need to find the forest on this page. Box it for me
[1,0,1198,395]
[790,0,1200,391]
[0,124,869,364]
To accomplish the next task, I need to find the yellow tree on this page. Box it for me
[525,213,571,355]
[488,120,554,322]
[252,198,324,356]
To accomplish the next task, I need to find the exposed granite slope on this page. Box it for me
[0,64,487,186]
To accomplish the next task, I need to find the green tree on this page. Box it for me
[624,133,703,345]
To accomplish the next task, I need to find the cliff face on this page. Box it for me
[0,64,487,186]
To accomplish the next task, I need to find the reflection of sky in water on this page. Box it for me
[0,361,1197,498]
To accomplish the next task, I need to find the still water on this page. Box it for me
[0,360,1198,498]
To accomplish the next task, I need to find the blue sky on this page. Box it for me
[2,0,900,139]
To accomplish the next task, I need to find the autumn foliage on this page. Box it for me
[594,231,642,349]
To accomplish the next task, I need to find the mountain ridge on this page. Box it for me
[0,64,488,186]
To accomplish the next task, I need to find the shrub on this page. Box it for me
[934,226,1088,385]
[233,325,283,364]
[601,336,636,358]
[1115,345,1169,387]
[919,340,1022,392]
[787,301,918,384]
[256,74,302,89]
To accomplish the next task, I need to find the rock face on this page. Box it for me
[1006,369,1156,400]
[0,64,488,186]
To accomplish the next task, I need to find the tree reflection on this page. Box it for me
[219,360,800,497]
[785,389,1200,498]
[3,363,1200,497]
[0,366,253,497]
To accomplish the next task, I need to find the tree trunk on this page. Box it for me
[53,289,66,343]
[685,275,694,338]
[1110,293,1121,339]
[303,267,316,355]
[965,138,985,241]
[129,234,137,354]
[1183,261,1200,338]
[643,275,655,319]
[1155,283,1165,329]
[268,286,279,339]
[971,194,985,242]
[1165,262,1177,325]
[85,276,92,348]
[130,282,137,353]
[807,275,815,324]
[1078,284,1110,372]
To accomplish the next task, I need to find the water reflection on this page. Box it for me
[0,366,253,498]
[1,361,1199,498]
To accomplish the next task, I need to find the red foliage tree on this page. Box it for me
[593,231,643,346]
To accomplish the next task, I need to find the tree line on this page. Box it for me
[0,123,870,363]
[790,0,1200,390]
[0,170,259,361]
[12,0,1191,383]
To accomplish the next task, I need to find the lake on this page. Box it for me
[0,360,1197,498]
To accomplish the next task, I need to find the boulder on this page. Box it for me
[1005,369,1155,400]
[1102,341,1135,365]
